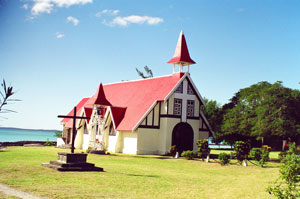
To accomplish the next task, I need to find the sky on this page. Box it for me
[0,0,300,130]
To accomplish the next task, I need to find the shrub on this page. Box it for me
[218,153,230,165]
[278,151,287,162]
[267,143,300,198]
[234,141,251,164]
[181,150,196,160]
[169,145,177,155]
[54,131,62,138]
[262,145,271,152]
[86,147,91,154]
[197,139,210,160]
[44,138,55,146]
[249,148,262,161]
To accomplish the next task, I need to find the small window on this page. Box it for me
[174,98,182,115]
[175,82,183,93]
[187,84,194,95]
[84,123,88,134]
[109,122,116,136]
[187,100,194,117]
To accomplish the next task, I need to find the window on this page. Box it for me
[187,84,194,95]
[174,98,182,115]
[84,123,88,134]
[187,100,194,117]
[109,122,116,136]
[175,82,183,93]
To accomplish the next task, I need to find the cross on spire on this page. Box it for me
[168,30,196,73]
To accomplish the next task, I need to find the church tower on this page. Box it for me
[167,31,196,73]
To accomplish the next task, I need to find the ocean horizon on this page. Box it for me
[0,127,58,142]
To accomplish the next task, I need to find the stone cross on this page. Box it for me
[58,106,90,153]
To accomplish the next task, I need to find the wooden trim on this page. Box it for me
[139,125,160,129]
[152,104,155,126]
[160,114,181,118]
[187,116,199,120]
[158,102,161,128]
[199,128,208,131]
[167,99,169,115]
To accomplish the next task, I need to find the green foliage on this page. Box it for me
[54,131,62,138]
[44,138,55,146]
[219,81,300,145]
[136,65,153,79]
[86,147,91,153]
[249,148,269,167]
[197,139,210,160]
[234,141,251,164]
[267,143,300,198]
[278,151,287,162]
[0,79,20,114]
[218,153,230,165]
[181,150,196,160]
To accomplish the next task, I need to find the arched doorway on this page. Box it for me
[172,122,194,153]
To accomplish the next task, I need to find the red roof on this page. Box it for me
[167,31,196,66]
[84,107,93,124]
[61,98,89,124]
[63,73,186,131]
[102,72,185,131]
[110,107,127,129]
[86,83,111,106]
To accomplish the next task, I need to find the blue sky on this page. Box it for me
[1,0,300,130]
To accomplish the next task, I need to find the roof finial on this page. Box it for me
[167,31,195,72]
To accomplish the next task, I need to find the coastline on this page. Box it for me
[0,141,57,147]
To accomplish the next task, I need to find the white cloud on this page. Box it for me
[107,15,163,27]
[22,4,29,10]
[30,0,92,16]
[95,9,119,17]
[67,16,79,26]
[31,1,53,15]
[56,32,64,39]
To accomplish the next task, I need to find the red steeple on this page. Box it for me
[167,31,196,66]
[86,83,111,106]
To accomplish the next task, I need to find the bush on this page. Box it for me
[249,148,270,167]
[44,138,55,146]
[197,139,210,160]
[267,143,300,198]
[234,141,251,164]
[54,131,62,138]
[169,145,177,155]
[181,150,196,160]
[262,145,271,152]
[218,153,230,165]
[278,151,287,162]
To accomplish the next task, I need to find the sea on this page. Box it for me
[0,127,58,142]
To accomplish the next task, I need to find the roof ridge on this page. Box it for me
[104,72,184,86]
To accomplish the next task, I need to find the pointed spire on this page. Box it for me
[86,83,111,106]
[167,30,196,66]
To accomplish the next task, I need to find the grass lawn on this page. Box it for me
[0,147,280,199]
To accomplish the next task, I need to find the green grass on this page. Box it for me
[0,147,280,199]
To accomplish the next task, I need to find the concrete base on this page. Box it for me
[42,152,103,172]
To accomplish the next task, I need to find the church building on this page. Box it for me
[60,31,214,155]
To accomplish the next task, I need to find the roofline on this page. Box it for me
[164,72,188,102]
[132,101,157,132]
[103,73,177,87]
[186,74,206,106]
[199,110,215,137]
[107,107,117,130]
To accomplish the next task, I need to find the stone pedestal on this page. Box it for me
[42,152,103,172]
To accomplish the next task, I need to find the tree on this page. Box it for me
[220,81,300,145]
[200,98,224,144]
[136,66,153,79]
[0,79,19,116]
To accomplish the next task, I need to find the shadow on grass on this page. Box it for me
[125,173,160,178]
[108,153,173,160]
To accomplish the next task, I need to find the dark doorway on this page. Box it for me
[172,122,194,153]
